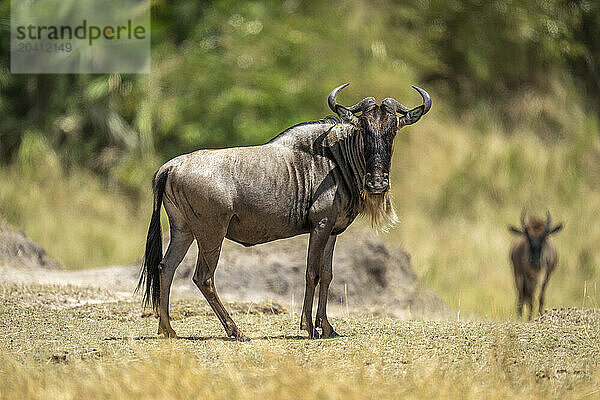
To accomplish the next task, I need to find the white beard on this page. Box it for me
[359,190,399,232]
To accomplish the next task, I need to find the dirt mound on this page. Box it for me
[0,220,61,269]
[533,308,600,326]
[173,226,449,319]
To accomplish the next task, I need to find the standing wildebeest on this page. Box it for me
[138,83,431,340]
[508,211,563,320]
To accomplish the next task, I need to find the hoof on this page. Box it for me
[301,322,316,339]
[237,335,251,342]
[300,321,311,331]
[158,326,178,339]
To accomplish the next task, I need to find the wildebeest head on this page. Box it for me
[328,83,431,194]
[509,211,563,268]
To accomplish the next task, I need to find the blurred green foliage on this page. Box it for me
[1,0,598,193]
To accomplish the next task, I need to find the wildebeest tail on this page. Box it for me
[136,169,168,309]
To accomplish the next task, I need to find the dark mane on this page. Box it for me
[267,116,340,143]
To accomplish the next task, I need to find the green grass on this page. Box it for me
[1,284,599,399]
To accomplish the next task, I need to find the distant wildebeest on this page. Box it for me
[137,83,431,340]
[508,211,563,320]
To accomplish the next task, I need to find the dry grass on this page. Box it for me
[0,163,152,270]
[1,284,599,399]
[2,350,599,400]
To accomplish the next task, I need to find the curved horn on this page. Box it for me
[520,209,527,232]
[382,86,432,116]
[382,97,411,114]
[328,83,350,113]
[347,97,376,113]
[412,85,432,114]
[328,83,375,115]
[544,211,552,235]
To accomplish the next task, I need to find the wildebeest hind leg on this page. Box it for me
[158,205,194,338]
[315,235,337,338]
[191,218,249,342]
[515,275,524,319]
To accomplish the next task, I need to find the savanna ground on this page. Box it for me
[0,283,599,399]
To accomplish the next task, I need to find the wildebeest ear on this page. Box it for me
[549,223,563,235]
[508,226,524,235]
[400,105,425,126]
[335,105,358,124]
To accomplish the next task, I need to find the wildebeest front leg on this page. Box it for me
[315,235,337,338]
[525,278,536,320]
[516,297,524,319]
[526,296,535,320]
[301,220,334,339]
[157,225,194,338]
[538,273,550,316]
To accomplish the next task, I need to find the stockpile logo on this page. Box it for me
[11,0,150,73]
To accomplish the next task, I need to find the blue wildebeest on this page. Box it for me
[138,84,431,340]
[509,211,563,320]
